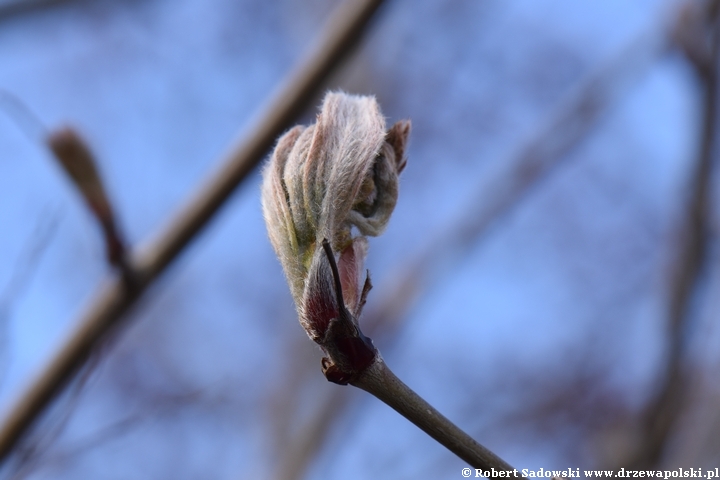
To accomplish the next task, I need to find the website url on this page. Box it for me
[584,468,717,479]
[461,468,720,479]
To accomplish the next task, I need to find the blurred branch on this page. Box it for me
[271,25,666,480]
[6,354,100,480]
[0,212,58,388]
[365,26,667,340]
[0,0,66,19]
[0,90,47,143]
[0,0,387,464]
[8,382,208,480]
[626,1,720,469]
[2,93,131,276]
[272,385,351,480]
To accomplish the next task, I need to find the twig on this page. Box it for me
[626,1,720,468]
[0,0,78,25]
[282,234,518,469]
[0,90,48,143]
[271,387,351,480]
[0,212,59,388]
[1,93,132,280]
[352,356,514,471]
[6,353,100,480]
[8,384,207,479]
[0,0,386,463]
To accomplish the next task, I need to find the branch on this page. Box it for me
[271,386,351,480]
[626,1,720,468]
[352,357,514,471]
[1,93,131,278]
[0,213,58,389]
[0,0,386,464]
[309,237,517,470]
[0,0,75,26]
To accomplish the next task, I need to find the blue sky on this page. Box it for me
[0,0,713,478]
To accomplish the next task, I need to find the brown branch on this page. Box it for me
[0,0,386,464]
[294,235,518,469]
[2,94,131,277]
[626,1,720,469]
[352,357,515,472]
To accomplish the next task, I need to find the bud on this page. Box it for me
[48,127,126,268]
[261,92,410,382]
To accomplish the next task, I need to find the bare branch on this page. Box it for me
[271,387,351,480]
[0,0,77,24]
[2,93,131,278]
[626,1,720,468]
[5,354,100,480]
[0,212,58,388]
[0,90,47,143]
[352,357,515,472]
[0,0,386,464]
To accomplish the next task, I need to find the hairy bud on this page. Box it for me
[261,92,410,382]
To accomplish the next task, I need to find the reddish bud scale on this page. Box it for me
[307,240,377,385]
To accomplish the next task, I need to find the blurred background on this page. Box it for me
[0,0,718,478]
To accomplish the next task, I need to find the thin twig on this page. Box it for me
[9,385,207,479]
[272,387,351,480]
[0,0,78,25]
[352,357,514,472]
[0,89,48,143]
[0,0,386,463]
[0,212,59,388]
[6,353,100,480]
[626,1,720,468]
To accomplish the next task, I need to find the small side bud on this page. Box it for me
[47,127,127,271]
